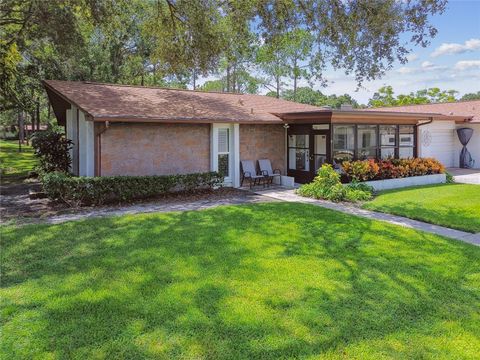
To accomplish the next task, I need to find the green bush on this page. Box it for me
[31,130,73,173]
[41,171,223,206]
[297,164,372,203]
[344,182,374,202]
[446,171,455,184]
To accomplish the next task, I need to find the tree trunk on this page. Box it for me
[192,68,196,90]
[293,58,298,101]
[276,74,280,99]
[226,65,231,92]
[18,111,24,151]
[36,100,40,130]
[232,64,236,93]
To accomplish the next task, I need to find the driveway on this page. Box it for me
[447,167,480,184]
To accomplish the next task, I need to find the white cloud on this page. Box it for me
[406,53,419,62]
[397,67,417,74]
[431,38,480,57]
[396,61,446,74]
[454,60,480,71]
[421,61,434,68]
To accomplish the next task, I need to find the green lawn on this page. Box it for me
[0,139,37,183]
[2,203,479,359]
[363,184,480,233]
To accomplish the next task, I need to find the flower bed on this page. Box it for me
[342,158,445,183]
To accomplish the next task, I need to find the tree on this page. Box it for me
[368,86,459,107]
[1,0,447,128]
[280,87,359,109]
[461,92,480,101]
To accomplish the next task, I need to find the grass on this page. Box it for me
[0,139,37,183]
[2,203,479,359]
[362,183,480,233]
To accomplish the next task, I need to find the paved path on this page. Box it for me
[254,188,480,246]
[3,191,276,226]
[447,167,480,184]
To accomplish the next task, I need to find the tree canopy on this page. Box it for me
[1,0,448,126]
[368,86,461,107]
[460,92,480,101]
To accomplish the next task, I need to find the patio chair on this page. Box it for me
[240,160,265,188]
[258,159,281,185]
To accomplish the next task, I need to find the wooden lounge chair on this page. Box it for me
[258,159,281,185]
[241,160,265,188]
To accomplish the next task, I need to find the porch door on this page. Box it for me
[312,130,329,174]
[287,125,330,183]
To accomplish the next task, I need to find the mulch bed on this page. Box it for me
[1,182,273,225]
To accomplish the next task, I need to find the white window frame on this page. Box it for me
[211,123,239,187]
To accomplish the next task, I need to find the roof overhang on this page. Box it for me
[91,116,283,124]
[274,109,468,125]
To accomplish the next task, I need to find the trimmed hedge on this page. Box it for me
[42,171,223,206]
[342,158,445,182]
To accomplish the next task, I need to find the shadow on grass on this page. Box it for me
[1,203,479,358]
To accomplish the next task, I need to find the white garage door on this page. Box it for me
[418,122,456,167]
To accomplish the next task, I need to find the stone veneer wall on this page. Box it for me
[100,123,210,176]
[239,124,285,174]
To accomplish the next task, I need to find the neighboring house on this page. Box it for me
[43,80,470,186]
[368,101,480,169]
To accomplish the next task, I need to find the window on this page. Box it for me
[333,125,355,162]
[357,125,377,159]
[379,125,397,159]
[399,125,415,158]
[288,134,309,171]
[217,128,230,176]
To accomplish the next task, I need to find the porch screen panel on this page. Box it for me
[399,126,414,158]
[217,128,230,176]
[380,125,397,159]
[333,125,355,162]
[357,125,377,159]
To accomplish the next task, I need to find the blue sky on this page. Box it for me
[315,0,480,103]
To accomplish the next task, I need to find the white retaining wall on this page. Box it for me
[363,174,446,191]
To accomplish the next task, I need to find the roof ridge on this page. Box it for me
[80,80,263,97]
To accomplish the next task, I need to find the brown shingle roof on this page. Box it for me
[367,100,479,123]
[43,80,322,124]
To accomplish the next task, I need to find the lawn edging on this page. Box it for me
[362,173,446,191]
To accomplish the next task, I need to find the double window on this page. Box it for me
[333,124,415,162]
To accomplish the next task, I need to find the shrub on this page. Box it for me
[297,164,372,203]
[446,171,454,184]
[342,157,444,182]
[41,171,223,206]
[31,130,73,173]
[342,159,379,181]
[344,182,374,202]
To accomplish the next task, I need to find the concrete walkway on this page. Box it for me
[254,188,480,246]
[447,167,480,184]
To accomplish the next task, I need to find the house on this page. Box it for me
[368,100,480,169]
[43,80,471,186]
